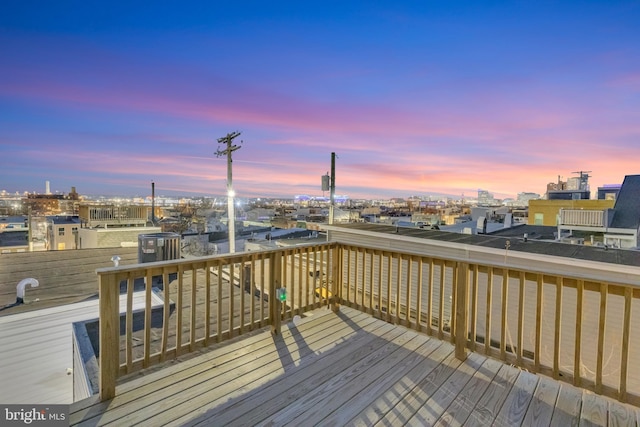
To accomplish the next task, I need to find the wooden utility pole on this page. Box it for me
[329,152,336,225]
[216,131,242,253]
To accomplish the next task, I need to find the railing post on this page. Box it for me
[99,271,119,401]
[454,262,469,361]
[331,244,340,313]
[270,251,282,335]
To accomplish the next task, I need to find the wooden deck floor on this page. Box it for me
[69,306,640,427]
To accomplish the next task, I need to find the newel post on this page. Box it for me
[269,251,283,335]
[454,262,470,361]
[99,271,120,400]
[330,244,340,313]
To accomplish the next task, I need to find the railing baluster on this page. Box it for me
[190,266,197,352]
[368,249,374,313]
[205,261,211,345]
[438,260,445,340]
[620,286,632,402]
[553,276,563,380]
[360,249,367,312]
[416,258,424,332]
[377,250,383,316]
[455,262,469,360]
[240,258,246,333]
[485,268,493,355]
[386,252,392,323]
[296,248,302,315]
[305,247,310,310]
[160,268,170,361]
[406,257,412,328]
[596,282,607,394]
[319,247,325,309]
[450,262,457,345]
[500,269,508,361]
[229,262,234,337]
[574,279,584,387]
[345,248,351,305]
[216,263,222,342]
[177,265,184,353]
[126,273,134,373]
[260,255,266,328]
[330,244,340,312]
[517,271,525,366]
[534,273,543,373]
[427,259,434,336]
[470,265,478,352]
[144,269,152,367]
[396,255,402,324]
[314,248,320,307]
[270,251,282,335]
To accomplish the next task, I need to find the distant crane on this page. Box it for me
[216,131,242,253]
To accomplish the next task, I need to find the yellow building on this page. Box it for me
[528,199,615,226]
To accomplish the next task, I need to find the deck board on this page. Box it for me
[521,374,561,427]
[431,356,504,427]
[181,315,397,427]
[402,351,477,426]
[464,363,521,427]
[551,382,583,426]
[69,306,639,427]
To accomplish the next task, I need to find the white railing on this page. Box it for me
[559,209,605,227]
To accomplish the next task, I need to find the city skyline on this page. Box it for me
[1,2,639,199]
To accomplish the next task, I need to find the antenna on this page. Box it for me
[571,170,592,191]
[216,131,243,253]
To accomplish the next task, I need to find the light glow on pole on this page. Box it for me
[216,132,242,253]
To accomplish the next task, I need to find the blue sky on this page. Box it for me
[1,1,639,199]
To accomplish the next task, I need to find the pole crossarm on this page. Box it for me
[216,131,242,159]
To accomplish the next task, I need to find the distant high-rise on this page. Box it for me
[477,189,495,206]
[45,180,51,195]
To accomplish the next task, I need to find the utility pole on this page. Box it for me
[329,152,336,225]
[216,131,242,253]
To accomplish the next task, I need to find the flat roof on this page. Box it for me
[0,290,164,404]
[325,223,640,267]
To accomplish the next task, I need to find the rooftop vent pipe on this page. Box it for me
[16,278,39,305]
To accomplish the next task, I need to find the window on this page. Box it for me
[534,213,544,225]
[58,227,65,236]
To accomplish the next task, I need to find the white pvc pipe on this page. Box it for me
[17,278,39,299]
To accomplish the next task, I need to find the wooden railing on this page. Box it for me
[97,242,337,400]
[336,244,640,407]
[97,241,640,407]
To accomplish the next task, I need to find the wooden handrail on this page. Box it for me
[96,241,640,407]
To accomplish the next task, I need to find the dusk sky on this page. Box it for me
[1,2,639,200]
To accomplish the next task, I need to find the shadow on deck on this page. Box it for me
[69,306,640,426]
